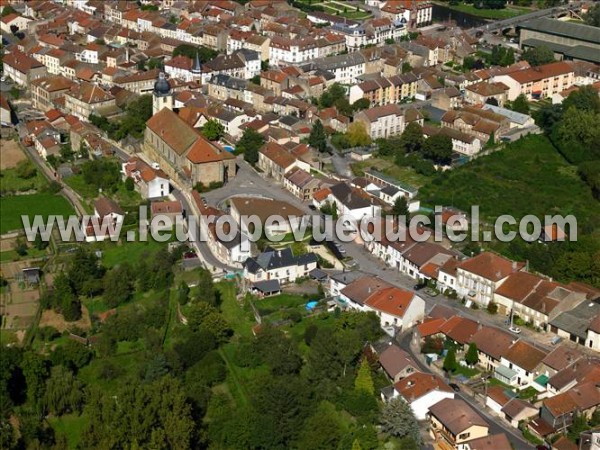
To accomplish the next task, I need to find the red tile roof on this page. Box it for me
[364,286,415,318]
[458,252,524,281]
[394,372,452,402]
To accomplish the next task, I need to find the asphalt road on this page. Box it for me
[399,332,535,450]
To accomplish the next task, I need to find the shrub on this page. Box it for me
[487,301,498,315]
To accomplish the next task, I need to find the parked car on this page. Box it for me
[413,283,426,291]
[449,383,461,392]
[509,326,521,334]
[550,335,563,345]
[308,204,316,211]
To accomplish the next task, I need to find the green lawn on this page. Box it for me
[0,167,48,194]
[439,2,531,19]
[217,282,256,339]
[0,193,76,233]
[48,413,89,450]
[64,174,99,200]
[351,156,431,189]
[98,238,171,268]
[0,246,48,262]
[419,135,600,228]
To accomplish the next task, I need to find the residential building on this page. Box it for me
[494,272,587,330]
[363,286,426,329]
[64,82,117,121]
[456,252,525,307]
[349,73,418,106]
[468,326,514,371]
[283,167,322,201]
[354,104,418,140]
[441,106,510,143]
[540,382,600,432]
[3,50,47,86]
[31,76,76,112]
[377,344,419,382]
[480,104,536,129]
[229,196,304,237]
[384,372,454,420]
[328,270,370,298]
[258,141,301,182]
[243,247,318,284]
[493,61,575,101]
[328,182,382,222]
[463,434,512,450]
[339,276,394,312]
[549,299,600,351]
[464,81,509,107]
[496,340,548,387]
[423,125,483,157]
[428,398,489,449]
[122,157,170,199]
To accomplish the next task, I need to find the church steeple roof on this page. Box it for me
[192,51,202,74]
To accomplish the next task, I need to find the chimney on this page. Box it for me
[512,261,517,270]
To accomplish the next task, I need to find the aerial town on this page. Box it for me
[0,0,599,449]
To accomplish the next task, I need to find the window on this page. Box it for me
[458,432,470,440]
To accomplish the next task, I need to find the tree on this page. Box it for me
[319,83,346,109]
[509,94,530,115]
[391,196,409,226]
[82,377,195,449]
[584,2,600,27]
[562,85,600,114]
[521,45,555,66]
[465,343,479,366]
[43,365,84,415]
[346,122,371,147]
[177,281,190,305]
[354,359,374,395]
[103,264,135,308]
[1,5,16,16]
[15,159,37,179]
[21,352,49,408]
[401,61,413,74]
[201,119,225,141]
[308,119,328,153]
[238,128,265,165]
[380,397,422,445]
[296,402,344,450]
[173,44,217,63]
[487,301,498,315]
[398,122,423,154]
[422,134,453,165]
[51,340,93,372]
[13,238,27,256]
[352,98,370,111]
[443,347,458,373]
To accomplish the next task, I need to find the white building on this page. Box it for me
[385,372,454,420]
[456,252,524,307]
[243,247,318,284]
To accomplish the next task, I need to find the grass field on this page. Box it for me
[65,175,142,207]
[0,167,48,194]
[0,193,76,234]
[351,156,432,189]
[217,282,256,339]
[48,413,89,449]
[98,238,172,268]
[438,2,531,19]
[419,135,600,227]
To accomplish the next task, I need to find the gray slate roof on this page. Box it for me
[518,18,600,45]
[549,299,600,339]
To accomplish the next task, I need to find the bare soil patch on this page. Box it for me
[0,140,26,169]
[39,306,91,332]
